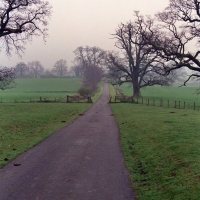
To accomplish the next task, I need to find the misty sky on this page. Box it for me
[1,0,169,69]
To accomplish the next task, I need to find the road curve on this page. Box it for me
[0,83,135,200]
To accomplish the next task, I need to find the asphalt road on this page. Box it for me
[0,83,135,200]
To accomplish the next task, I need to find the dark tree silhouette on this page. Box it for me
[106,12,175,97]
[0,0,52,89]
[73,46,105,85]
[52,59,67,77]
[28,61,44,78]
[140,0,200,85]
[14,62,29,77]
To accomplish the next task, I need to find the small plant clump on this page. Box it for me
[78,83,99,96]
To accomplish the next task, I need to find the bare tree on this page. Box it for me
[83,64,104,86]
[28,61,44,78]
[0,0,52,89]
[71,65,83,78]
[0,0,52,55]
[52,59,67,77]
[0,66,15,90]
[106,13,175,97]
[14,62,29,77]
[73,46,106,68]
[140,0,200,85]
[73,46,105,84]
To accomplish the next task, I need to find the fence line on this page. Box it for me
[0,95,93,103]
[111,96,199,111]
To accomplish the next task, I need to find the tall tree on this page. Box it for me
[28,61,44,78]
[52,59,67,77]
[73,46,106,68]
[73,46,105,84]
[0,0,52,89]
[106,13,175,97]
[14,62,29,77]
[141,0,200,84]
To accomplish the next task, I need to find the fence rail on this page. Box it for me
[0,95,93,103]
[110,95,199,110]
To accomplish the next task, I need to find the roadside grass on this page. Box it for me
[0,78,82,103]
[110,103,200,200]
[119,84,200,109]
[0,80,103,168]
[0,103,91,168]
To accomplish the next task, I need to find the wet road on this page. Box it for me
[0,83,135,200]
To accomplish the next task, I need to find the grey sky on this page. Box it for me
[1,0,169,69]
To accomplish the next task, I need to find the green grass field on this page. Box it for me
[0,78,82,102]
[0,78,103,168]
[116,84,200,109]
[109,84,200,199]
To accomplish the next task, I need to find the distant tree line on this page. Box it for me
[1,0,200,97]
[14,59,73,78]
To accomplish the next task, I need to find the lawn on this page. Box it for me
[116,84,200,110]
[0,78,82,103]
[0,78,103,168]
[110,84,200,199]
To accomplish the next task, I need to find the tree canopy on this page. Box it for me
[0,0,52,90]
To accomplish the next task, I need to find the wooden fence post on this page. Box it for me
[194,102,196,110]
[174,101,176,108]
[67,95,69,103]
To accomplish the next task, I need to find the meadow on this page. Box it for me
[0,78,103,168]
[116,84,200,110]
[109,84,200,200]
[0,78,82,103]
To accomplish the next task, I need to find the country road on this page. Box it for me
[0,83,135,200]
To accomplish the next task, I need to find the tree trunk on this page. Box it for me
[132,77,140,98]
[133,85,140,98]
[132,71,140,98]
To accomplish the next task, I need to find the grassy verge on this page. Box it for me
[110,103,200,199]
[0,82,104,168]
[0,103,91,168]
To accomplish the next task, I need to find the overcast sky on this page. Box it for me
[1,0,169,69]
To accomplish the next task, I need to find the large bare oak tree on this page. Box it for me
[106,12,175,97]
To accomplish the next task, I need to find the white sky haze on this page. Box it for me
[1,0,169,69]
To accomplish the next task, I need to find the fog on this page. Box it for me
[1,0,169,69]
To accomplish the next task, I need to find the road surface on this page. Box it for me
[0,83,135,200]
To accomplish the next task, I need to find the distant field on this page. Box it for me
[0,78,82,103]
[117,84,200,109]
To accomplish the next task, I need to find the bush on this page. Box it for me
[78,87,93,96]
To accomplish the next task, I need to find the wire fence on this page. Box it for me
[110,95,200,111]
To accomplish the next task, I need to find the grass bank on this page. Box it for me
[110,101,200,199]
